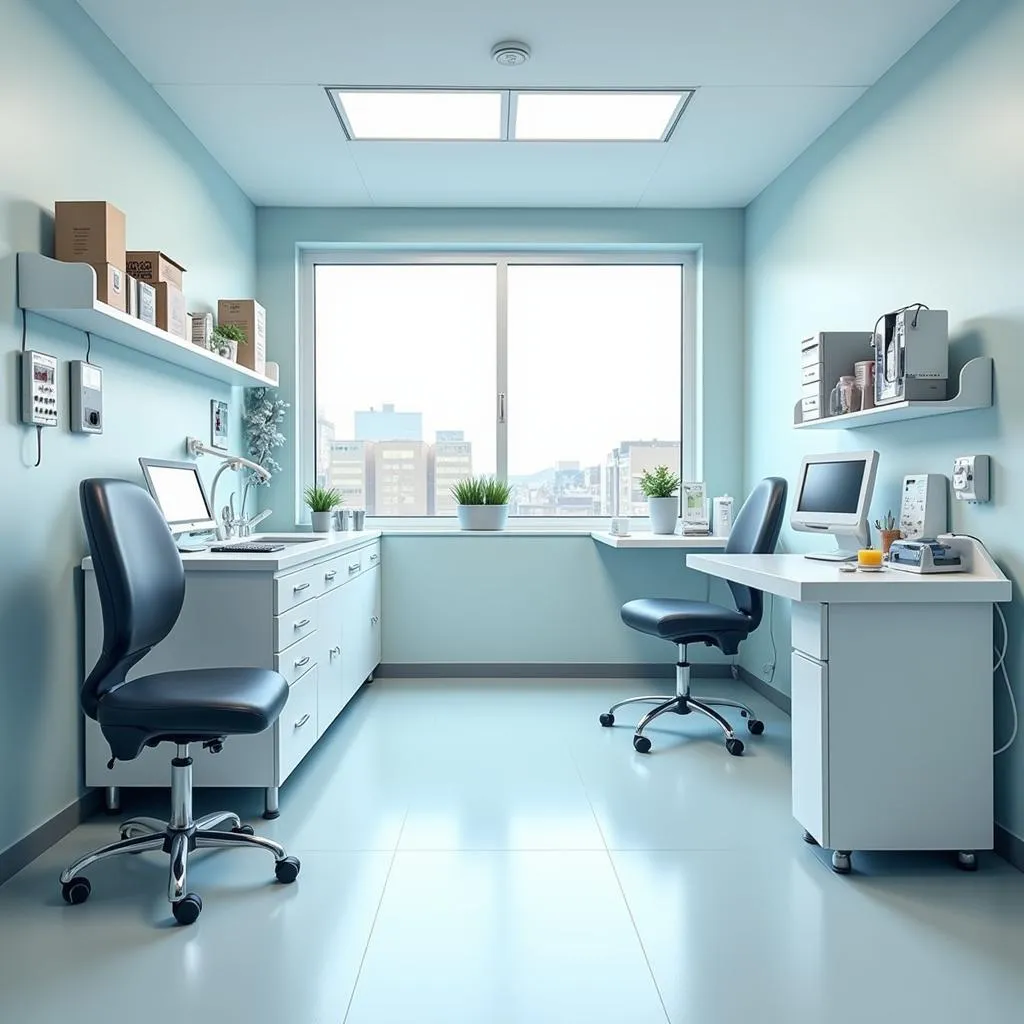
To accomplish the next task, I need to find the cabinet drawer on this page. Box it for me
[277,666,318,782]
[275,563,322,614]
[275,629,319,685]
[801,380,822,402]
[801,362,822,385]
[791,651,829,846]
[274,597,319,653]
[800,338,821,368]
[792,602,828,661]
[364,542,381,571]
[800,395,821,420]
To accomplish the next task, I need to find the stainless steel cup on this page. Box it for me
[352,509,366,531]
[335,508,353,531]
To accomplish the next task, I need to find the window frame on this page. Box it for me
[297,249,699,528]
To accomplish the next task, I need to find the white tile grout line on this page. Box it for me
[568,745,673,1024]
[341,806,409,1024]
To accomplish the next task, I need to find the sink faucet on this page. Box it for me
[209,457,272,540]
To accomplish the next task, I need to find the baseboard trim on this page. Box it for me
[995,824,1024,873]
[0,790,103,887]
[737,666,791,715]
[377,663,738,680]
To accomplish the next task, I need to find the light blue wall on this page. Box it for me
[0,0,255,856]
[744,0,1024,840]
[256,207,745,664]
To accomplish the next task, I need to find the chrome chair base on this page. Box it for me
[60,744,299,925]
[599,647,764,756]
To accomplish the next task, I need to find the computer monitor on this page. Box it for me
[791,450,879,561]
[139,458,217,538]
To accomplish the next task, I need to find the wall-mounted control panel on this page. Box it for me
[899,474,947,540]
[21,350,59,427]
[952,455,990,503]
[70,360,103,434]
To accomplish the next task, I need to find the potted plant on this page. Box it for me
[210,323,246,362]
[451,476,513,531]
[304,484,342,533]
[640,465,682,535]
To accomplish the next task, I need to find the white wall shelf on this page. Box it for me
[793,356,992,429]
[17,252,275,388]
[592,532,727,549]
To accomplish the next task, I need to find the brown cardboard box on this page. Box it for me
[217,299,266,373]
[93,263,127,313]
[155,281,187,340]
[126,251,186,290]
[55,202,126,270]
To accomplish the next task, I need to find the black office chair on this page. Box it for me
[60,479,300,925]
[599,477,788,756]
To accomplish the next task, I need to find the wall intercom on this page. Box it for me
[21,350,59,427]
[70,360,104,434]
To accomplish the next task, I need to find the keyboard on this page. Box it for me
[209,542,286,553]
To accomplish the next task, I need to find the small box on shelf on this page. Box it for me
[217,298,266,374]
[93,263,126,313]
[55,201,126,270]
[190,312,213,348]
[126,251,186,289]
[155,282,187,340]
[137,279,156,326]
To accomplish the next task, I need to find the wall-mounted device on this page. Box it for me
[21,350,59,427]
[952,454,990,503]
[70,360,103,434]
[873,307,949,405]
[899,474,947,540]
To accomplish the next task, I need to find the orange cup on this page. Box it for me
[857,548,883,568]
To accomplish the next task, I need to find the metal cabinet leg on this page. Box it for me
[104,786,121,814]
[263,786,280,820]
[831,850,852,874]
[957,850,978,871]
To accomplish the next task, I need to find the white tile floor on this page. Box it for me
[2,678,1024,1024]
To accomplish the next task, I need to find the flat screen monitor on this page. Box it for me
[139,458,217,535]
[791,450,879,560]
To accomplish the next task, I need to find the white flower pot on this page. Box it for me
[457,504,509,531]
[647,496,679,535]
[310,510,334,533]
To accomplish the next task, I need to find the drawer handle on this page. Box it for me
[294,655,311,669]
[324,570,337,581]
[369,553,379,563]
[294,618,310,630]
[330,645,341,658]
[348,563,360,573]
[294,713,311,730]
[293,582,311,593]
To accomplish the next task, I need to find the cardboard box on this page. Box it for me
[217,299,266,374]
[93,262,127,313]
[55,201,126,270]
[126,251,186,290]
[190,312,212,348]
[138,280,157,326]
[155,281,187,340]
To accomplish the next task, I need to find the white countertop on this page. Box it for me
[82,531,382,574]
[592,532,727,549]
[686,550,1012,604]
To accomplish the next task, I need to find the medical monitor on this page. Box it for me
[139,458,217,536]
[791,450,879,561]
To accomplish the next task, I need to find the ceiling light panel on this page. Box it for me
[331,90,504,141]
[513,91,690,141]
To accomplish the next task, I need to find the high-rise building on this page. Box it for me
[430,430,472,515]
[373,440,429,516]
[327,440,369,510]
[315,414,336,486]
[355,403,422,442]
[607,440,682,516]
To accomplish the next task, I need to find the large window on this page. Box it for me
[311,257,688,519]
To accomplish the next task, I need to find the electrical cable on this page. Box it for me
[21,308,27,352]
[85,330,93,364]
[871,302,929,383]
[34,425,42,468]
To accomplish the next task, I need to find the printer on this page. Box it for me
[887,538,966,574]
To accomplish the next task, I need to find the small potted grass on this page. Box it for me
[210,322,246,362]
[451,476,513,531]
[640,465,681,535]
[304,484,342,533]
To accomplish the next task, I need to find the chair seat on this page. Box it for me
[98,668,289,758]
[621,598,753,645]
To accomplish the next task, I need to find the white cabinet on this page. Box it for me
[790,651,828,845]
[316,584,346,735]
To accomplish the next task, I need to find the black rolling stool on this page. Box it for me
[60,479,300,925]
[600,477,787,755]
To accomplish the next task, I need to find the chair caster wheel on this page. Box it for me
[599,713,615,727]
[232,824,255,836]
[172,892,203,925]
[726,737,744,756]
[747,719,765,735]
[802,830,819,846]
[831,851,852,874]
[632,734,652,754]
[275,856,301,883]
[957,851,978,872]
[61,876,91,905]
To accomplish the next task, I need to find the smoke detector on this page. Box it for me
[492,41,531,67]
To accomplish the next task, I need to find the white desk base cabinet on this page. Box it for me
[83,534,382,818]
[688,546,1011,874]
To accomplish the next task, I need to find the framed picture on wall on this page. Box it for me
[210,399,229,450]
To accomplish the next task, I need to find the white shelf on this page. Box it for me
[794,357,992,429]
[591,532,727,549]
[17,253,275,388]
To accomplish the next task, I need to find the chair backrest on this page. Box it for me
[80,478,186,719]
[723,477,788,628]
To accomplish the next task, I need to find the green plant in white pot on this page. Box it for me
[304,484,341,533]
[451,476,512,531]
[640,465,681,535]
[210,322,246,362]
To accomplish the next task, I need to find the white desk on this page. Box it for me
[83,532,382,818]
[687,544,1012,873]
